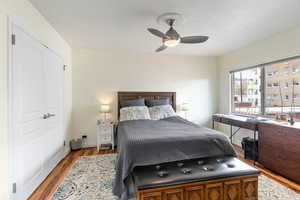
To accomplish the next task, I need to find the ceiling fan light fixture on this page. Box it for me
[164,38,180,47]
[148,13,209,52]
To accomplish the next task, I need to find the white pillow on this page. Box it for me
[119,106,151,122]
[149,105,176,120]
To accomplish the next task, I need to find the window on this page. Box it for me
[231,68,261,114]
[231,56,300,118]
[267,83,272,88]
[284,95,289,101]
[266,71,277,77]
[293,80,300,86]
[293,67,300,73]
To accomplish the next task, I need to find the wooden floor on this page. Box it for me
[28,147,300,200]
[28,148,116,200]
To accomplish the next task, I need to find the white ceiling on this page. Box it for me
[29,0,300,55]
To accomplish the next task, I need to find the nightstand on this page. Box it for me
[97,121,114,151]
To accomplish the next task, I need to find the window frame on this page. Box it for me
[230,55,300,117]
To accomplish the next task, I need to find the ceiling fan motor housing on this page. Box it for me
[163,27,181,47]
[165,27,180,40]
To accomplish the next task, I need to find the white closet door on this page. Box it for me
[43,48,64,172]
[12,25,46,200]
[11,25,64,199]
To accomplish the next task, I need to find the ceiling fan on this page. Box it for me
[148,13,209,52]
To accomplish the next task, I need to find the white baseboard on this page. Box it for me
[83,144,97,148]
[44,146,69,176]
[63,147,71,157]
[37,146,70,193]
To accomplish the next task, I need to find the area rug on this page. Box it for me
[51,154,300,200]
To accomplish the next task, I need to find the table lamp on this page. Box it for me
[180,103,189,119]
[99,104,110,122]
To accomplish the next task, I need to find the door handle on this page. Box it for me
[43,113,55,119]
[47,113,56,118]
[43,114,49,119]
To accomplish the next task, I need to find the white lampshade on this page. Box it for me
[99,104,110,113]
[180,103,189,111]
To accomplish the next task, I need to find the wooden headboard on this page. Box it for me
[118,91,176,117]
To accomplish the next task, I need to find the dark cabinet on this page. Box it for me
[258,122,300,184]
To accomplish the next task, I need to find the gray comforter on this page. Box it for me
[112,116,236,200]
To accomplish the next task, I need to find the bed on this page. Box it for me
[113,92,236,200]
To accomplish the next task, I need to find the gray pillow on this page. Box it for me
[120,98,145,108]
[146,98,170,107]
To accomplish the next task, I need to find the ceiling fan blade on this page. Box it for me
[180,36,209,44]
[148,28,166,38]
[155,45,167,52]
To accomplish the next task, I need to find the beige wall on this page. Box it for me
[72,48,218,146]
[217,26,300,144]
[0,0,72,199]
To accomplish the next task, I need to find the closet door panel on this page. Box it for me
[43,49,64,160]
[13,30,45,144]
[12,25,46,200]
